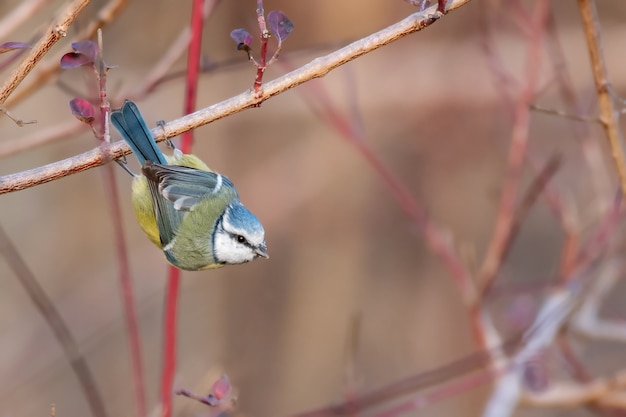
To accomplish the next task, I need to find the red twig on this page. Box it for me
[160,272,179,417]
[479,0,549,292]
[295,338,520,417]
[160,1,212,417]
[374,368,498,417]
[526,153,580,279]
[253,0,270,94]
[480,154,562,299]
[284,64,474,304]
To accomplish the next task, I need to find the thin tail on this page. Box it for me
[110,100,168,165]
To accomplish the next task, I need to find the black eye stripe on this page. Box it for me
[232,234,254,249]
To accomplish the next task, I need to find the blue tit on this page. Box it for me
[110,100,268,271]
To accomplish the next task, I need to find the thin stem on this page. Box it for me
[160,273,179,417]
[254,0,270,93]
[294,338,519,417]
[481,154,561,298]
[530,104,600,123]
[479,0,549,293]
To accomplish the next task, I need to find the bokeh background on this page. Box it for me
[1,1,626,416]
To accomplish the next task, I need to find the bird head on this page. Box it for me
[213,201,268,265]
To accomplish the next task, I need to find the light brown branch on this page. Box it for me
[577,0,626,197]
[0,0,472,194]
[4,0,130,108]
[0,0,90,106]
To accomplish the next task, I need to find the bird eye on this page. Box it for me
[236,235,247,244]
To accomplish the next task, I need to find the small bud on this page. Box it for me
[69,98,95,124]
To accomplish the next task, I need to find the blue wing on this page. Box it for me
[141,162,238,249]
[111,100,167,165]
[143,163,238,211]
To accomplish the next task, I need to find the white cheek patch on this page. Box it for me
[213,231,256,264]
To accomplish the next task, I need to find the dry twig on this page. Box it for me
[577,0,626,196]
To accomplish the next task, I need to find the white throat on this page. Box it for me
[212,227,257,264]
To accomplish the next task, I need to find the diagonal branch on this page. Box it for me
[577,0,626,197]
[0,0,90,105]
[0,0,472,195]
[479,0,549,293]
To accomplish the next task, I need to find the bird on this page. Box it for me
[110,100,268,271]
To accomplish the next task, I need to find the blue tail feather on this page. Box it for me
[111,100,168,165]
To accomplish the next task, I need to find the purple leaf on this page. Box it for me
[0,41,31,54]
[267,10,293,42]
[230,28,253,50]
[69,98,95,124]
[60,40,100,68]
[71,40,99,62]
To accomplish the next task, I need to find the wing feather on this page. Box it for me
[141,161,238,248]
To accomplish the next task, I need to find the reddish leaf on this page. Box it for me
[60,52,93,68]
[230,28,253,50]
[0,41,31,54]
[69,98,95,124]
[211,375,231,401]
[60,40,99,68]
[267,10,294,42]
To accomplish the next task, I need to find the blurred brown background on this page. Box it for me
[1,1,626,417]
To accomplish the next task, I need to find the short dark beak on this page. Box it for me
[255,242,269,259]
